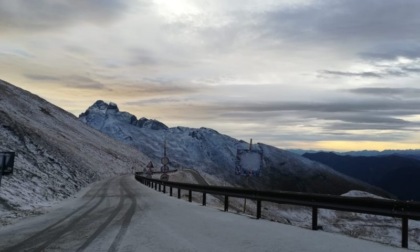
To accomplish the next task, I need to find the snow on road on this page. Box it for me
[0,175,409,251]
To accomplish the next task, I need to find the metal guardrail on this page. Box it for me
[135,174,420,249]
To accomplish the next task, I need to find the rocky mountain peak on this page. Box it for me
[79,101,168,131]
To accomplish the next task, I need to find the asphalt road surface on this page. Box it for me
[0,175,407,252]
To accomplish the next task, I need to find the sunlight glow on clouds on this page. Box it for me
[1,0,420,151]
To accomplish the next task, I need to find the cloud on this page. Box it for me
[324,122,415,132]
[348,87,420,97]
[322,70,384,78]
[0,0,132,32]
[213,100,420,114]
[63,76,105,89]
[24,74,60,81]
[361,42,420,61]
[24,73,105,89]
[259,1,420,44]
[322,67,420,79]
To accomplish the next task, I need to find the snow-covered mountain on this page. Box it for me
[0,80,149,225]
[79,101,388,197]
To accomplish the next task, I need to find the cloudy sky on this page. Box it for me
[2,0,420,151]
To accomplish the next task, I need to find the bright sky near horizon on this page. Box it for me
[2,0,420,151]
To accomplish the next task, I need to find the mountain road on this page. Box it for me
[0,175,407,252]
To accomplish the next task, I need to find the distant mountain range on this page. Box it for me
[289,148,420,159]
[303,152,420,201]
[79,100,388,197]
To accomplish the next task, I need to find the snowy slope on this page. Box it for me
[79,101,388,196]
[0,80,149,225]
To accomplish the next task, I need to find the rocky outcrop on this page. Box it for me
[79,100,168,131]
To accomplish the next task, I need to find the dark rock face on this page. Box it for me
[138,118,168,130]
[79,100,168,131]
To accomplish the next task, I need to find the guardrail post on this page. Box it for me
[256,200,262,219]
[170,186,173,196]
[224,196,229,212]
[159,183,161,192]
[402,217,408,248]
[155,183,157,190]
[163,184,166,194]
[312,207,318,230]
[189,190,192,202]
[203,192,207,206]
[178,188,181,199]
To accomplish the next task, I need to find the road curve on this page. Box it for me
[0,175,408,252]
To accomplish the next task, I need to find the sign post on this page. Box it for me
[160,140,169,181]
[0,152,15,187]
[146,161,154,178]
[235,139,262,213]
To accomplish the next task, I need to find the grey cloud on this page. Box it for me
[0,0,132,32]
[323,70,383,78]
[65,46,89,54]
[348,87,420,96]
[401,67,420,73]
[324,122,415,131]
[133,97,420,133]
[322,69,410,78]
[24,73,105,89]
[115,82,202,97]
[128,48,160,66]
[212,100,420,132]
[0,48,34,58]
[260,1,420,43]
[125,97,190,106]
[64,76,105,89]
[361,42,420,61]
[220,100,420,114]
[24,74,60,81]
[322,127,409,141]
[322,114,410,125]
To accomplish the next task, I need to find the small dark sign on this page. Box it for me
[146,161,154,169]
[160,173,169,181]
[0,152,15,176]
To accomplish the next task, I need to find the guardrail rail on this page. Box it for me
[135,173,420,249]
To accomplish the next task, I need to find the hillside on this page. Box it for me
[79,101,388,197]
[0,80,149,224]
[303,152,420,201]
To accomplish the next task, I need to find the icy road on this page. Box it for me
[0,176,408,251]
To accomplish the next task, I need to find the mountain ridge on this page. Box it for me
[289,148,420,158]
[79,100,389,197]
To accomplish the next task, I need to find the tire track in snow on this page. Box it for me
[32,179,113,252]
[108,177,137,252]
[76,178,126,251]
[3,178,111,252]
